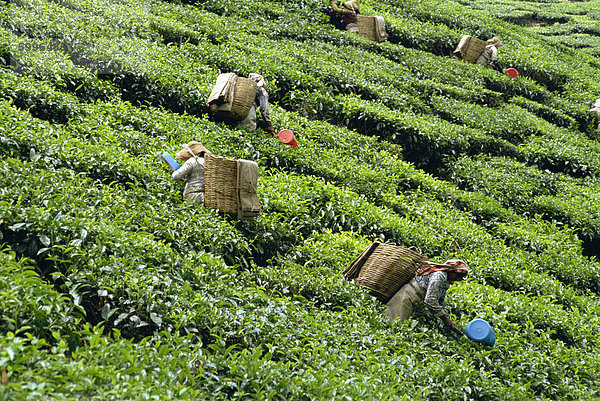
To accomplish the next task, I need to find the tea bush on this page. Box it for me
[448,155,600,244]
[0,246,77,339]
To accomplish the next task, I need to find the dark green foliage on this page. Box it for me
[1,0,600,399]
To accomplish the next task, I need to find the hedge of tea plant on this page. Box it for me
[5,70,597,301]
[447,155,600,245]
[451,0,600,56]
[6,155,599,399]
[2,0,596,320]
[2,0,600,398]
[2,0,596,310]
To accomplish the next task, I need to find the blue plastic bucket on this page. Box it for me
[465,318,495,346]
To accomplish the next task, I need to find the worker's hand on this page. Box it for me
[441,315,464,336]
[451,323,464,336]
[266,124,275,135]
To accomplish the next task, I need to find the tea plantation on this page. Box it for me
[1,0,600,399]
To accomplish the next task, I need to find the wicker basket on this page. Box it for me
[357,15,388,42]
[453,35,487,63]
[204,155,261,219]
[465,36,486,63]
[204,154,239,215]
[357,15,376,41]
[343,241,379,281]
[229,77,257,120]
[343,242,428,303]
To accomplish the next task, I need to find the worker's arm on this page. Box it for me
[441,315,463,335]
[172,158,194,181]
[489,46,498,61]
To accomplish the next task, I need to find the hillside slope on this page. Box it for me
[1,0,600,399]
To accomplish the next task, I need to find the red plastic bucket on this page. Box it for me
[504,68,519,78]
[277,129,298,148]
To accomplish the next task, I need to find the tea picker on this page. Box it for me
[385,259,469,335]
[207,72,274,135]
[343,243,469,336]
[477,36,519,77]
[454,35,518,77]
[237,73,275,135]
[587,97,600,129]
[169,142,211,204]
[330,0,388,42]
[161,143,263,219]
[476,36,521,78]
[476,36,504,72]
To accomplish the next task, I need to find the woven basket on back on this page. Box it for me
[357,15,376,41]
[357,15,388,42]
[204,154,239,215]
[204,154,262,219]
[343,242,428,303]
[464,36,486,63]
[453,35,487,63]
[229,77,257,120]
[452,35,469,59]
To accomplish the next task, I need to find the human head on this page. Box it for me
[175,141,210,160]
[443,259,470,282]
[447,270,467,283]
[248,73,265,88]
[343,0,359,12]
[488,36,503,48]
